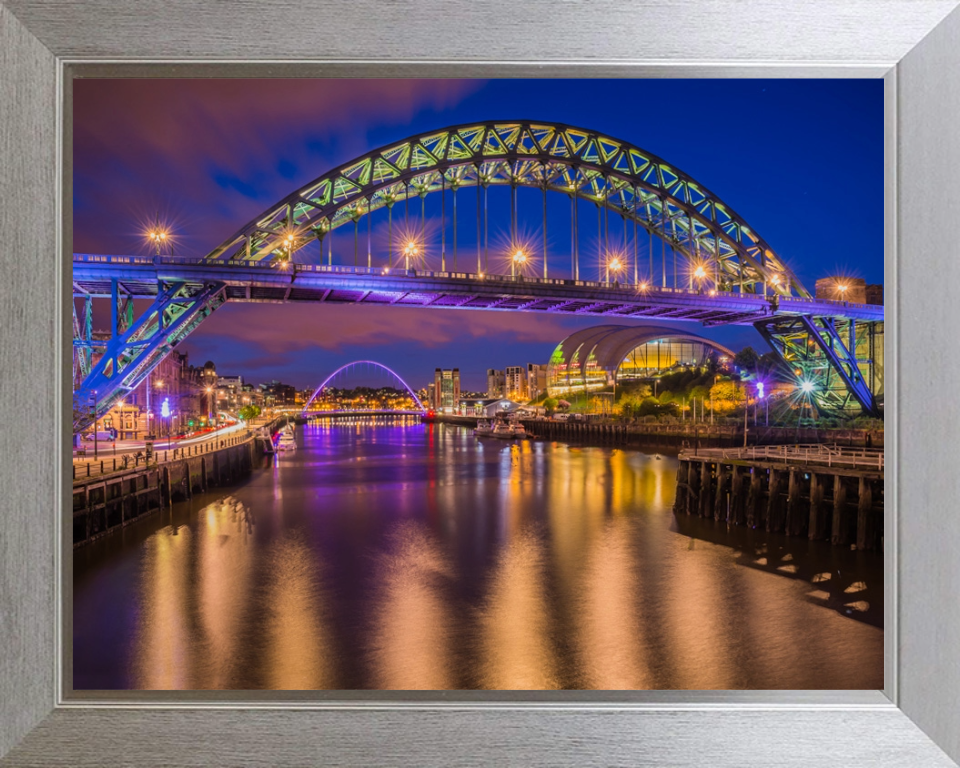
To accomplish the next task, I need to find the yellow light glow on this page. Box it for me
[694,265,706,279]
[609,258,623,272]
[513,250,527,264]
[771,274,781,285]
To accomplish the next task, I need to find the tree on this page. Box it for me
[543,397,559,414]
[709,380,742,413]
[733,346,761,372]
[238,404,261,421]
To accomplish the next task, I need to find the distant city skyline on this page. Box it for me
[74,78,882,390]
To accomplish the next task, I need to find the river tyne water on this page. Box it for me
[73,417,883,690]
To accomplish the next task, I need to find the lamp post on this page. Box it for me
[607,256,623,286]
[90,389,98,459]
[512,249,526,278]
[694,264,707,293]
[148,227,167,256]
[404,241,418,271]
[115,399,124,454]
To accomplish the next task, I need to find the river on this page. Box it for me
[73,417,883,690]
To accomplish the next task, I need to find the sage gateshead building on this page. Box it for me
[546,325,735,397]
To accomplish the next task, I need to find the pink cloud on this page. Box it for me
[73,79,484,255]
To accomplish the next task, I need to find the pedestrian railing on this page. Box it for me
[680,443,884,472]
[72,429,254,482]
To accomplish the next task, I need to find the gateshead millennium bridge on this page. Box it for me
[73,120,883,430]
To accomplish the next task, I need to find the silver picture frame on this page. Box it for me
[2,1,959,764]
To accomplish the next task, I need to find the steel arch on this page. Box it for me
[205,120,807,298]
[301,360,426,414]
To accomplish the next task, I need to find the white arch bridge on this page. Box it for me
[72,120,883,431]
[301,361,425,415]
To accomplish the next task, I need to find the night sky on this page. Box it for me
[74,79,883,391]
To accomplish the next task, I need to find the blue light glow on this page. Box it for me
[160,397,171,418]
[756,382,765,399]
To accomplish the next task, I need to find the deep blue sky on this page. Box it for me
[74,79,883,391]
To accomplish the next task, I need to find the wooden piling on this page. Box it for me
[808,472,827,541]
[714,463,728,521]
[766,468,785,533]
[831,475,851,546]
[786,469,807,537]
[857,476,878,551]
[746,468,762,528]
[699,460,713,518]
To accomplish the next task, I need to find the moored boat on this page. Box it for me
[276,425,297,451]
[474,418,493,436]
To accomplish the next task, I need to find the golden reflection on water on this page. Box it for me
[477,531,560,690]
[133,527,193,689]
[195,498,255,688]
[368,523,455,690]
[576,523,650,689]
[262,533,335,690]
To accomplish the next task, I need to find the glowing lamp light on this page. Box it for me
[800,381,814,394]
[160,397,171,418]
[513,250,527,264]
[756,382,765,399]
[404,241,419,256]
[771,274,781,286]
[638,281,649,291]
[694,265,707,279]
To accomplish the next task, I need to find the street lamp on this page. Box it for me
[837,282,849,300]
[90,389,98,459]
[116,399,125,450]
[512,248,526,278]
[148,228,167,255]
[693,264,707,292]
[403,241,419,270]
[205,386,214,425]
[607,256,623,285]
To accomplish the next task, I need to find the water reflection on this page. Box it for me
[75,420,883,691]
[368,523,455,690]
[575,523,650,689]
[262,532,336,690]
[476,530,560,690]
[132,527,194,689]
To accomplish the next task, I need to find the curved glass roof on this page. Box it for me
[547,324,735,390]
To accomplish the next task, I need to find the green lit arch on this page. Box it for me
[205,120,808,297]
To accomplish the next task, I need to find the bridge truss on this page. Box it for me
[207,120,807,300]
[71,120,883,430]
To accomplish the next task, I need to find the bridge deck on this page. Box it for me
[73,254,884,326]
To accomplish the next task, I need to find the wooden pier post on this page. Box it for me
[857,476,879,551]
[714,463,728,521]
[746,468,762,528]
[831,475,851,546]
[687,460,701,516]
[808,472,827,541]
[766,468,785,533]
[786,469,806,537]
[699,460,713,518]
[729,466,745,525]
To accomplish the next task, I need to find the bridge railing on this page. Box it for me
[73,253,880,313]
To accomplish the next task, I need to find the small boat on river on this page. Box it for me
[474,418,493,436]
[276,425,297,452]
